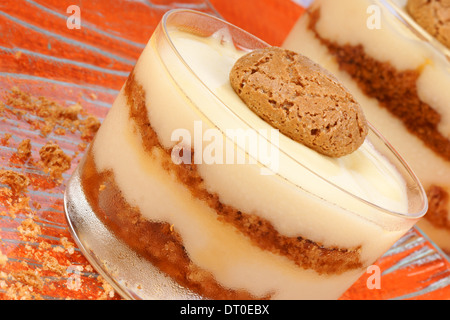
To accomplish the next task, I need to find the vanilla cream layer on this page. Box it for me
[283,11,450,224]
[284,0,450,139]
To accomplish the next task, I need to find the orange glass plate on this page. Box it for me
[0,0,448,300]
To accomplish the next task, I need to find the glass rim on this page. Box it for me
[159,8,428,220]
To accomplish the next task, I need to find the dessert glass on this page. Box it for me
[64,9,427,300]
[283,0,450,255]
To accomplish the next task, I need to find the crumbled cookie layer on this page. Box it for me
[229,47,368,158]
[39,141,71,181]
[426,185,450,230]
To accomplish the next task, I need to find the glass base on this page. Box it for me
[63,165,202,300]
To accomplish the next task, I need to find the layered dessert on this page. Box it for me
[283,0,450,254]
[75,10,426,299]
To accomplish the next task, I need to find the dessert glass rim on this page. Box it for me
[158,8,428,220]
[379,0,450,64]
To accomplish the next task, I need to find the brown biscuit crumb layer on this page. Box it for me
[16,139,32,162]
[426,185,450,230]
[230,47,368,158]
[407,0,450,49]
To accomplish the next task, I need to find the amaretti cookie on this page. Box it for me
[67,9,427,300]
[283,0,450,254]
[230,47,368,158]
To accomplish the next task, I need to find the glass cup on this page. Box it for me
[283,0,450,255]
[64,8,427,300]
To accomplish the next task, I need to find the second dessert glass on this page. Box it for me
[283,0,450,255]
[64,9,428,300]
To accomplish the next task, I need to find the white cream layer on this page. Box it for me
[90,26,419,298]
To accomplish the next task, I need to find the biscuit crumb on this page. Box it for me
[14,51,23,60]
[39,141,71,182]
[60,237,75,254]
[230,47,368,157]
[4,87,100,140]
[80,115,101,140]
[1,133,12,146]
[42,252,68,276]
[97,275,116,299]
[0,170,30,195]
[12,270,44,290]
[18,218,41,238]
[16,139,32,162]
